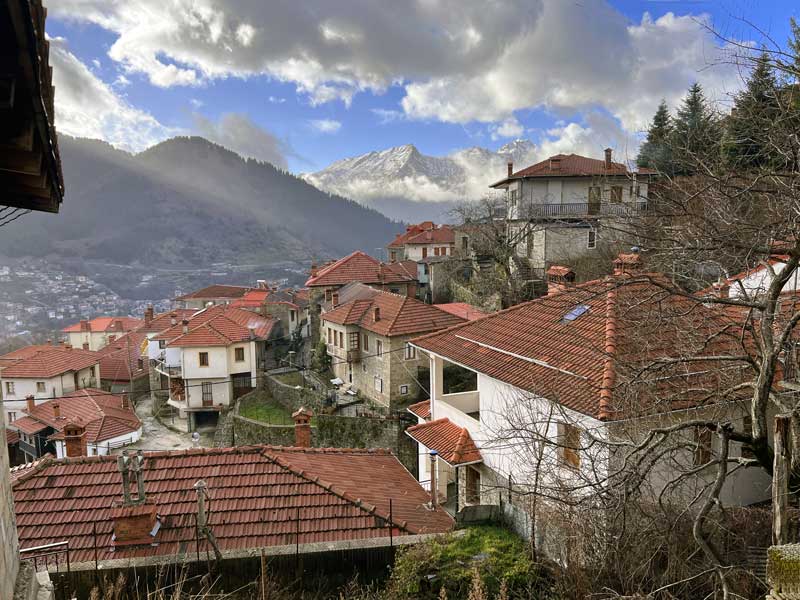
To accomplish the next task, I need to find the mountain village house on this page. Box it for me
[491,150,654,275]
[0,344,100,425]
[406,253,770,514]
[95,330,150,395]
[174,284,252,309]
[387,221,469,262]
[62,316,143,351]
[150,305,276,428]
[321,290,465,409]
[8,389,141,461]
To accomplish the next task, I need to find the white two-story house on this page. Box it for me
[490,150,654,277]
[62,316,143,351]
[0,344,100,424]
[150,305,276,429]
[407,252,771,517]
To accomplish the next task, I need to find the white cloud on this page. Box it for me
[490,117,524,140]
[371,108,405,124]
[192,112,291,168]
[309,119,342,134]
[49,38,177,152]
[267,96,286,104]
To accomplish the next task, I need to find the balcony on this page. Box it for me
[520,201,648,219]
[436,390,481,434]
[151,358,182,378]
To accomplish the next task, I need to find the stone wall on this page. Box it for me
[1,421,19,600]
[263,373,324,412]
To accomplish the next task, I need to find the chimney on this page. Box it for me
[429,450,438,508]
[26,395,35,412]
[248,326,256,340]
[46,338,51,345]
[373,306,381,322]
[507,162,513,177]
[712,278,730,299]
[64,423,87,457]
[546,265,576,296]
[257,279,267,289]
[613,247,643,276]
[121,393,130,410]
[181,319,189,334]
[170,314,177,326]
[144,305,154,325]
[331,292,339,306]
[604,148,612,169]
[52,402,61,419]
[114,319,125,332]
[82,342,90,350]
[292,407,313,448]
[549,157,561,170]
[107,335,115,343]
[111,502,158,548]
[125,449,147,505]
[80,319,90,332]
[310,262,318,277]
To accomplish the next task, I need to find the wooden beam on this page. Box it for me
[0,145,42,175]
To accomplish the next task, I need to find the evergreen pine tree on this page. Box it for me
[722,52,781,169]
[788,17,800,81]
[637,99,673,173]
[671,83,720,175]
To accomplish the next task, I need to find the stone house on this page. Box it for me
[407,252,769,514]
[490,150,655,276]
[321,290,466,410]
[62,316,143,351]
[0,345,100,425]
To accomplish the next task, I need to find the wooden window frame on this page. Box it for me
[36,382,45,393]
[376,339,383,359]
[348,331,360,350]
[363,334,369,352]
[199,352,210,367]
[5,381,14,394]
[399,384,409,395]
[234,347,245,362]
[201,382,213,403]
[404,342,416,361]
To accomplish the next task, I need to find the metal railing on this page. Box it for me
[521,201,648,218]
[151,358,182,377]
[20,541,70,573]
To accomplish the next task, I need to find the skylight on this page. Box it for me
[562,304,589,322]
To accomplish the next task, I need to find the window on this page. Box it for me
[557,422,581,469]
[327,327,332,344]
[434,247,440,257]
[610,186,623,203]
[137,358,144,370]
[202,382,213,404]
[290,309,296,321]
[338,331,344,349]
[159,340,166,349]
[390,251,397,262]
[399,384,409,395]
[363,334,369,352]
[7,411,16,422]
[587,230,597,249]
[36,382,45,393]
[465,466,481,505]
[376,339,383,358]
[374,377,383,393]
[325,289,332,302]
[694,426,713,465]
[422,247,428,259]
[89,366,95,378]
[348,332,360,350]
[389,287,400,294]
[5,381,14,395]
[234,347,245,362]
[199,352,209,367]
[404,343,416,360]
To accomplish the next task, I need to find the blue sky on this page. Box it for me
[47,0,798,173]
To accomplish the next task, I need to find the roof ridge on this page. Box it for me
[10,454,55,487]
[598,286,617,421]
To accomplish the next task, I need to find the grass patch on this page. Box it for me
[274,371,305,387]
[239,398,294,425]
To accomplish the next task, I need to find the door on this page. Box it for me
[232,373,252,399]
[201,382,214,406]
[465,466,481,505]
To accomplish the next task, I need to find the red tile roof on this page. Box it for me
[174,284,251,301]
[10,389,141,444]
[413,274,749,420]
[153,305,276,347]
[137,309,198,334]
[433,303,487,321]
[62,317,143,333]
[406,418,482,466]
[407,400,431,420]
[385,260,419,280]
[96,331,149,383]
[493,154,635,186]
[10,416,47,435]
[0,344,55,370]
[306,251,416,287]
[389,221,451,248]
[1,346,99,379]
[322,291,466,337]
[12,445,453,564]
[6,428,19,445]
[230,289,270,308]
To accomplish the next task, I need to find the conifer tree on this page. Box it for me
[637,100,673,173]
[787,17,800,81]
[671,83,720,175]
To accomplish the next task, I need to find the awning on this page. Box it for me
[406,418,482,466]
[407,399,431,420]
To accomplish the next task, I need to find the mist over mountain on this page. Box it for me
[0,136,400,267]
[304,139,537,221]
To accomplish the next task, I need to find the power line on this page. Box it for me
[0,208,31,227]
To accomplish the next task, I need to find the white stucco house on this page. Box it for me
[407,252,772,516]
[62,316,143,351]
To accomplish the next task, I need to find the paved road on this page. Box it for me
[113,394,215,454]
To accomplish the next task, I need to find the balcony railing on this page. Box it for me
[520,201,648,219]
[151,358,182,378]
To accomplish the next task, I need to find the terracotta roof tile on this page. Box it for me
[306,251,416,287]
[6,428,19,445]
[153,305,276,347]
[137,309,198,334]
[433,303,487,321]
[406,418,482,465]
[10,416,47,435]
[62,317,143,333]
[1,346,99,378]
[322,291,466,337]
[407,400,431,420]
[12,445,453,564]
[96,331,149,383]
[230,289,270,308]
[388,222,450,248]
[493,154,636,186]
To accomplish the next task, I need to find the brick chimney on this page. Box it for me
[111,503,159,548]
[310,262,318,277]
[604,148,612,169]
[80,319,90,332]
[64,423,87,457]
[144,305,154,325]
[170,314,177,326]
[121,393,130,410]
[613,247,643,276]
[113,319,124,332]
[52,402,61,419]
[546,265,576,295]
[292,407,313,448]
[82,342,90,350]
[181,319,189,334]
[373,306,380,322]
[507,162,513,177]
[26,395,35,412]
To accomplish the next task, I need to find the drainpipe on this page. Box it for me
[429,450,438,508]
